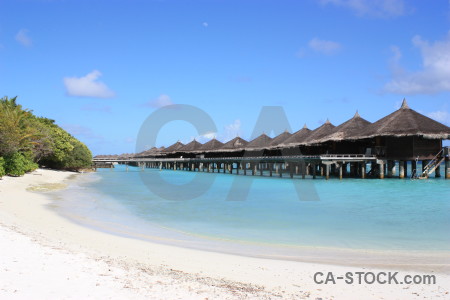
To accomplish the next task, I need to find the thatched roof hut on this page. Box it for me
[217,136,248,152]
[199,138,224,152]
[278,124,312,148]
[317,111,371,143]
[302,120,336,145]
[268,131,292,148]
[245,133,273,150]
[353,99,450,140]
[178,139,203,152]
[162,141,185,153]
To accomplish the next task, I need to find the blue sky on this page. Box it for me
[1,0,450,154]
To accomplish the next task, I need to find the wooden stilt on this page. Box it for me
[312,163,316,179]
[361,162,366,179]
[339,163,343,180]
[269,163,273,177]
[435,163,441,178]
[379,161,385,179]
[399,161,405,179]
[445,157,450,179]
[325,164,330,180]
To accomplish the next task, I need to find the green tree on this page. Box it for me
[0,157,5,178]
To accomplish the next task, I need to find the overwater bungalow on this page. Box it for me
[198,138,224,158]
[244,133,273,155]
[214,136,248,157]
[162,141,185,158]
[176,140,203,158]
[317,111,372,155]
[93,99,450,179]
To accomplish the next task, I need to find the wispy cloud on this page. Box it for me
[318,0,408,18]
[143,94,174,108]
[202,22,209,27]
[384,32,450,94]
[62,124,103,140]
[308,38,342,55]
[15,29,32,47]
[219,119,242,142]
[427,110,450,125]
[64,70,115,98]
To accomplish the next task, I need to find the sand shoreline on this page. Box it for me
[0,169,449,299]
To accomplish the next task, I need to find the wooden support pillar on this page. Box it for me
[251,163,256,176]
[289,163,294,178]
[399,161,405,179]
[279,163,282,178]
[379,161,385,179]
[235,162,239,175]
[243,162,247,175]
[411,160,417,177]
[387,160,393,178]
[435,163,441,178]
[259,163,263,176]
[301,161,306,179]
[320,165,324,176]
[445,157,450,179]
[422,160,429,175]
[325,164,330,180]
[275,164,279,175]
[338,163,343,180]
[269,163,273,177]
[312,163,316,179]
[361,162,366,179]
[295,165,299,175]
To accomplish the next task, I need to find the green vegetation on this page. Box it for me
[0,96,92,177]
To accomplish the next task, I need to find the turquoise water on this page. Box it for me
[52,164,450,262]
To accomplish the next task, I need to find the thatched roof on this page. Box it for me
[302,119,336,145]
[217,136,248,152]
[245,133,273,150]
[199,138,224,151]
[317,111,371,143]
[162,141,184,153]
[277,124,312,147]
[268,131,292,148]
[354,99,450,140]
[135,147,157,157]
[178,139,203,152]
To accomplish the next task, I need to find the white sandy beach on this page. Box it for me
[0,169,449,299]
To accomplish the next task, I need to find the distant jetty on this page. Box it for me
[94,99,450,180]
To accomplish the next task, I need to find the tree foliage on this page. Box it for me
[0,96,92,177]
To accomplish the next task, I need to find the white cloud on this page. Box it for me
[15,29,32,47]
[384,32,450,94]
[64,70,115,98]
[202,22,209,27]
[220,119,242,142]
[319,0,407,18]
[308,38,341,55]
[427,110,450,125]
[145,94,174,108]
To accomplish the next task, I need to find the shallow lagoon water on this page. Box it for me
[51,164,450,265]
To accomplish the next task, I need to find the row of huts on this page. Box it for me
[97,100,449,161]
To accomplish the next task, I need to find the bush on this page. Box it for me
[4,152,38,176]
[0,157,5,178]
